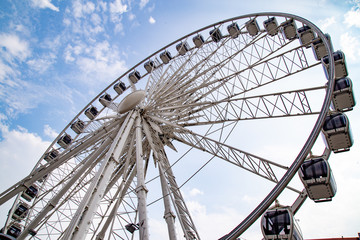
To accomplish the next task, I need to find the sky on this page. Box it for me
[1,0,360,239]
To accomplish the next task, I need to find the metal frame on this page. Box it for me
[0,12,335,240]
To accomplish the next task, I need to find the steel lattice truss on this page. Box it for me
[0,13,332,240]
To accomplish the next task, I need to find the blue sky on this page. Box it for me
[1,0,360,239]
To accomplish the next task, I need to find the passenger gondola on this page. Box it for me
[176,42,190,56]
[85,106,98,120]
[6,224,22,238]
[57,133,72,148]
[299,157,336,202]
[210,28,223,42]
[264,17,279,36]
[245,19,260,36]
[160,50,172,64]
[227,22,240,38]
[311,33,332,61]
[44,149,58,162]
[70,120,85,134]
[322,50,348,80]
[261,205,303,240]
[193,34,205,48]
[114,81,126,94]
[128,70,141,84]
[11,202,29,220]
[322,112,353,153]
[281,19,297,40]
[144,60,156,73]
[331,77,356,112]
[21,185,39,202]
[99,93,112,107]
[297,25,314,47]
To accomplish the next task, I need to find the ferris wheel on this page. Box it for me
[0,12,355,240]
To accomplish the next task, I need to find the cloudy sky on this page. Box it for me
[1,0,360,239]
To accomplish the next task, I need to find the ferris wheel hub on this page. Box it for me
[117,90,146,114]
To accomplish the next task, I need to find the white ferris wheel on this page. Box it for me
[0,12,356,240]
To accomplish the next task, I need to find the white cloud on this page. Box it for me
[63,40,128,88]
[0,123,50,226]
[73,0,95,19]
[0,33,59,117]
[14,24,27,33]
[76,56,127,85]
[129,13,136,21]
[98,1,107,12]
[149,16,156,24]
[44,124,58,139]
[186,200,262,239]
[189,188,204,197]
[139,0,149,9]
[108,0,127,33]
[344,7,360,28]
[241,194,261,204]
[113,21,124,33]
[0,73,56,117]
[0,123,50,192]
[0,33,31,62]
[27,53,57,74]
[91,13,102,26]
[340,32,360,61]
[109,0,128,14]
[31,0,59,12]
[0,59,17,81]
[318,16,336,32]
[64,42,87,63]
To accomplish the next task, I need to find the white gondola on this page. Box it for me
[322,112,353,153]
[297,25,314,47]
[322,50,348,80]
[176,41,190,56]
[85,106,98,120]
[281,19,297,40]
[332,77,356,111]
[114,81,126,94]
[57,133,72,148]
[99,93,112,107]
[264,17,279,36]
[299,157,336,202]
[6,223,22,238]
[21,185,38,202]
[144,60,156,73]
[245,19,260,36]
[227,22,240,38]
[11,202,29,220]
[128,70,141,84]
[193,34,205,48]
[209,28,223,42]
[160,50,172,64]
[44,149,58,162]
[70,120,85,134]
[261,206,303,240]
[311,33,332,61]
